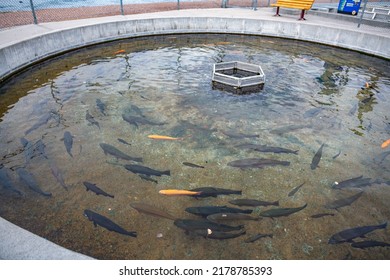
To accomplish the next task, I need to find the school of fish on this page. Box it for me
[1,89,389,258]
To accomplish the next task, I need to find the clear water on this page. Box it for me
[0,34,389,259]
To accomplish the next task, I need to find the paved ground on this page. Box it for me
[0,7,389,260]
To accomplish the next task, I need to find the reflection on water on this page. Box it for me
[0,34,389,260]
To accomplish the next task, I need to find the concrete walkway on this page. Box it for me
[0,7,389,259]
[0,217,93,259]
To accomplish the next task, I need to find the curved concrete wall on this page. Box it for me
[0,9,389,259]
[0,217,93,259]
[0,12,389,82]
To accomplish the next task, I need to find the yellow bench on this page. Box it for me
[271,0,315,20]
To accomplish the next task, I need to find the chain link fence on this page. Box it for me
[0,0,221,29]
[0,0,388,29]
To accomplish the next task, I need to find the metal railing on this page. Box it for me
[358,0,390,26]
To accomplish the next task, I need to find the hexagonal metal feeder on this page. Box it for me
[212,61,265,94]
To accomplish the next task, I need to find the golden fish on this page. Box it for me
[114,49,126,55]
[148,134,181,140]
[159,189,202,196]
[381,139,390,148]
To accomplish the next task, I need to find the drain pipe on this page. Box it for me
[29,0,38,24]
[120,0,124,15]
[358,0,368,28]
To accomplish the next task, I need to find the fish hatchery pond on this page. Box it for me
[0,34,389,260]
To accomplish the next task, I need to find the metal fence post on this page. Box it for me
[357,0,368,28]
[120,0,124,15]
[221,0,229,8]
[177,0,180,10]
[29,0,38,24]
[253,0,258,10]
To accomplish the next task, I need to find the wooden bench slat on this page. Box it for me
[271,1,314,4]
[271,4,313,9]
[271,0,315,20]
[271,0,315,4]
[271,3,314,8]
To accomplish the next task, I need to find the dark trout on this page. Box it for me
[185,206,253,217]
[221,130,259,139]
[62,131,74,158]
[310,143,325,170]
[50,162,69,190]
[259,203,307,218]
[332,176,373,189]
[236,143,298,154]
[190,187,242,198]
[138,174,158,183]
[130,202,176,220]
[96,99,106,116]
[310,213,335,219]
[84,209,136,237]
[83,181,114,198]
[244,233,273,243]
[227,158,290,169]
[16,168,52,197]
[206,213,261,223]
[183,162,205,169]
[86,111,100,129]
[191,228,246,240]
[229,199,279,207]
[117,138,131,146]
[351,240,390,249]
[324,191,363,210]
[288,182,305,197]
[124,164,170,177]
[328,222,387,244]
[25,113,51,135]
[0,165,23,196]
[122,113,166,128]
[100,143,142,162]
[174,219,244,232]
[20,137,34,166]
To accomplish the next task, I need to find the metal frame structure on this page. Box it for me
[212,61,265,94]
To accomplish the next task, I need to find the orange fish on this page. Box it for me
[148,134,181,141]
[114,49,126,55]
[381,139,390,149]
[159,189,202,196]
